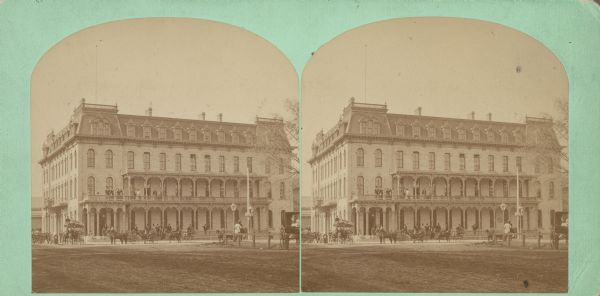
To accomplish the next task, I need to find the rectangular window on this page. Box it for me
[247,157,253,173]
[175,154,181,171]
[127,151,134,169]
[459,154,465,171]
[396,151,404,169]
[234,156,239,173]
[412,152,419,170]
[190,154,197,171]
[503,156,509,172]
[204,155,211,172]
[160,153,166,170]
[174,129,182,141]
[279,157,284,174]
[428,152,435,170]
[444,153,451,171]
[474,154,480,171]
[143,152,150,170]
[488,155,495,172]
[219,155,225,172]
[516,156,522,172]
[158,128,166,139]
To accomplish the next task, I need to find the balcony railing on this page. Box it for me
[83,194,271,204]
[355,194,538,204]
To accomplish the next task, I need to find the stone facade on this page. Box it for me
[309,99,567,235]
[40,100,295,235]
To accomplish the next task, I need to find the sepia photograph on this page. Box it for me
[31,18,299,293]
[301,17,569,293]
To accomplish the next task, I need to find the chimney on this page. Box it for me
[146,107,153,117]
[414,107,422,116]
[201,112,206,120]
[487,112,492,121]
[218,113,223,122]
[469,111,475,120]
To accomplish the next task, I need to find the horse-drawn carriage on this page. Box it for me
[63,220,85,244]
[551,211,568,249]
[280,211,299,249]
[332,218,354,244]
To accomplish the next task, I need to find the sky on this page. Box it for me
[301,17,569,195]
[31,18,298,198]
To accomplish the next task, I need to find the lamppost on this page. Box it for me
[245,165,255,247]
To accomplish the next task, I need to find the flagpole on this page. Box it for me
[517,167,520,238]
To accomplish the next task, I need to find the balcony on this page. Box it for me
[354,194,538,205]
[43,198,67,208]
[82,194,271,205]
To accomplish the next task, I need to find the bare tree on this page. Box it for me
[533,98,568,174]
[255,98,299,176]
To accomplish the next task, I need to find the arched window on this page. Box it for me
[357,176,364,196]
[356,148,364,167]
[105,150,113,168]
[374,149,382,167]
[280,182,285,199]
[549,182,555,199]
[375,176,382,189]
[106,177,113,191]
[87,176,95,196]
[87,149,95,168]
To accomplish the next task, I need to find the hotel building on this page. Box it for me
[40,100,295,235]
[309,99,567,235]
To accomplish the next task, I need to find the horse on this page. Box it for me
[385,231,399,244]
[437,230,451,242]
[410,229,425,243]
[142,230,156,244]
[168,230,182,243]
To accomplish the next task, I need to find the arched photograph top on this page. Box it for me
[301,17,568,293]
[31,18,299,293]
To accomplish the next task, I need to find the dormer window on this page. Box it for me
[501,131,508,143]
[487,130,495,142]
[143,126,151,139]
[203,130,211,142]
[173,128,182,141]
[514,130,523,143]
[359,120,367,134]
[458,129,466,141]
[127,124,136,137]
[396,124,405,137]
[232,132,239,144]
[158,127,167,140]
[412,125,420,138]
[90,121,98,135]
[217,130,225,143]
[472,129,480,141]
[373,122,381,135]
[442,126,451,140]
[189,129,197,142]
[427,126,435,138]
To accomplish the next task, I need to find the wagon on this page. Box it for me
[280,211,299,249]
